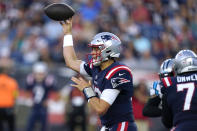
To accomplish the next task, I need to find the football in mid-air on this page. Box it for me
[44,3,75,21]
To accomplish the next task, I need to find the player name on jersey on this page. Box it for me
[177,74,197,83]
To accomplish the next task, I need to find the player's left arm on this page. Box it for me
[71,76,113,115]
[71,69,132,115]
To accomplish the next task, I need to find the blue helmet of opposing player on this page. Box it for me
[159,58,174,79]
[87,32,121,66]
[174,50,197,75]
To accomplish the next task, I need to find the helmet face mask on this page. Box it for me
[174,50,197,75]
[87,32,121,66]
[87,46,103,66]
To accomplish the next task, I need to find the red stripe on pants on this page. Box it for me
[124,122,128,131]
[117,122,122,131]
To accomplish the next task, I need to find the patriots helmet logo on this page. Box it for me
[101,35,118,42]
[111,77,130,88]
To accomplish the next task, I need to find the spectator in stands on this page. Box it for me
[132,31,151,57]
[79,0,101,22]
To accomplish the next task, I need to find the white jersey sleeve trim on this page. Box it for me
[100,89,120,105]
[105,65,132,80]
[80,61,89,76]
[80,61,92,80]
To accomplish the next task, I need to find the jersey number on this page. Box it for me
[33,86,45,104]
[177,83,195,111]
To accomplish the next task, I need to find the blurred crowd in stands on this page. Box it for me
[1,0,197,70]
[1,0,197,130]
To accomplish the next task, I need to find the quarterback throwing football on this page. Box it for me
[60,19,137,131]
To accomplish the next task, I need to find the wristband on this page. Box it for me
[63,35,73,47]
[83,87,96,101]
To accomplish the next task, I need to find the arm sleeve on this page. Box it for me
[143,96,162,117]
[161,93,173,128]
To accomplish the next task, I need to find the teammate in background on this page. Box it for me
[60,19,137,131]
[143,59,174,117]
[0,66,18,131]
[25,62,56,131]
[161,50,197,130]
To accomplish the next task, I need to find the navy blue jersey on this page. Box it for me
[83,61,134,126]
[161,73,197,127]
[26,74,56,108]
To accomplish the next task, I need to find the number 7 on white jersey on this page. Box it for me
[177,83,195,111]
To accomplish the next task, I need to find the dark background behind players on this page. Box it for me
[1,0,197,131]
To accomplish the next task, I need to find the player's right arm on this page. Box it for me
[60,19,82,73]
